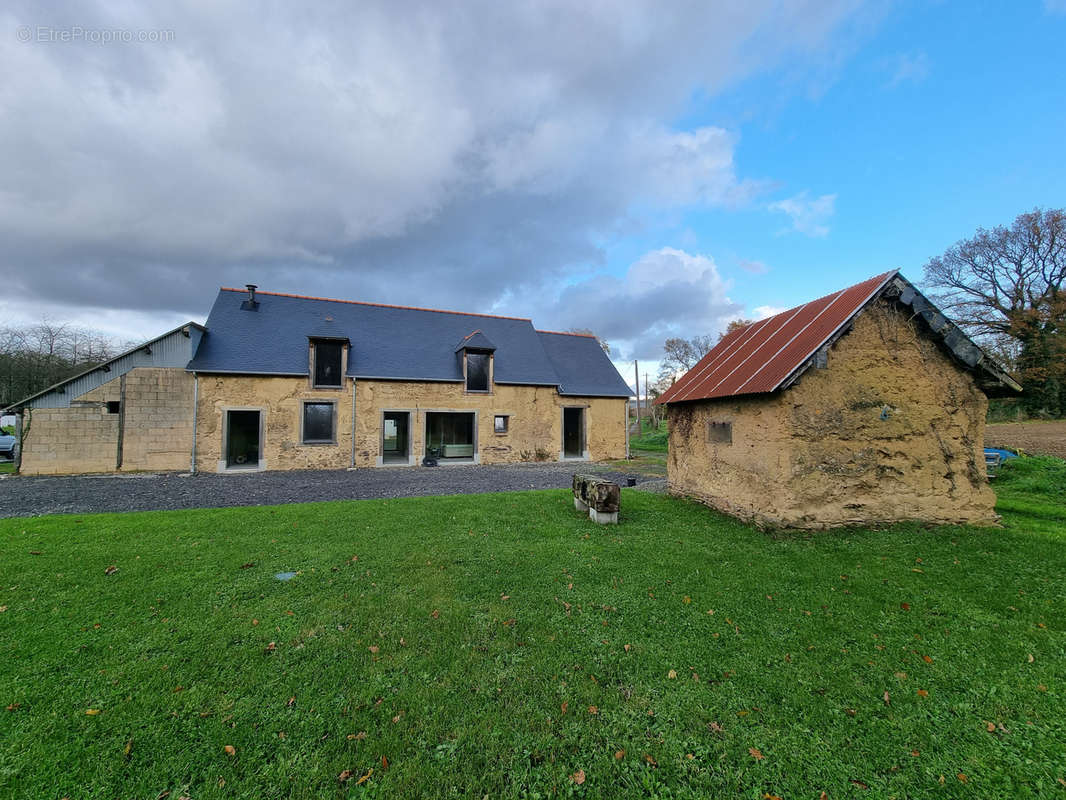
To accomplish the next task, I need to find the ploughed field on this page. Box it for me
[0,458,1063,799]
[986,419,1066,459]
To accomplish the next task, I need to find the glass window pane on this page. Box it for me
[314,341,343,386]
[303,402,334,442]
[494,415,508,433]
[466,353,489,391]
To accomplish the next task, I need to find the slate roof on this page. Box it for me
[187,289,632,397]
[656,271,1020,405]
[536,331,633,397]
[454,330,496,352]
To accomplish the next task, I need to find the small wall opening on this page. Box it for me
[706,421,732,445]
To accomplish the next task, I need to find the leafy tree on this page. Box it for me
[923,208,1065,416]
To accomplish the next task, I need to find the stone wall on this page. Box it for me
[18,368,195,475]
[195,375,627,472]
[667,299,996,528]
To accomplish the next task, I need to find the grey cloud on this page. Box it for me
[1,0,870,330]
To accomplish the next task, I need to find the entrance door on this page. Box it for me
[563,407,584,458]
[225,410,261,468]
[382,412,410,464]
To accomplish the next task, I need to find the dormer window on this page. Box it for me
[455,329,496,393]
[312,340,344,388]
[466,352,490,392]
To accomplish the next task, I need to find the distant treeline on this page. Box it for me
[0,323,131,409]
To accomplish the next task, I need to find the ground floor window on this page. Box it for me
[301,401,335,444]
[425,412,475,459]
[494,415,509,433]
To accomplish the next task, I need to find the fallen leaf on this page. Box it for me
[667,669,677,679]
[368,645,379,654]
[686,753,694,760]
[588,705,598,715]
[683,596,691,604]
[265,642,276,653]
[894,671,907,680]
[883,691,890,705]
[430,609,440,619]
[500,594,510,600]
[347,731,367,740]
[104,565,118,576]
[29,550,41,556]
[286,696,296,707]
[338,770,352,783]
[1027,653,1034,663]
[957,773,968,783]
[223,745,235,756]
[356,768,373,785]
[849,778,870,789]
[910,750,920,757]
[0,606,6,613]
[820,793,828,800]
[922,655,933,664]
[623,643,631,652]
[643,753,658,767]
[561,701,568,714]
[614,750,625,760]
[392,713,402,723]
[708,721,723,733]
[916,689,928,697]
[85,709,101,716]
[123,739,133,759]
[736,710,749,717]
[571,769,586,785]
[252,619,259,626]
[900,602,910,611]
[764,794,782,800]
[240,562,254,569]
[6,703,20,711]
[749,747,764,760]
[845,708,857,717]
[381,755,389,771]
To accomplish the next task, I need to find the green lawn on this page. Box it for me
[1,460,1064,799]
[0,462,14,475]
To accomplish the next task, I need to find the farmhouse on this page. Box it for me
[655,271,1021,528]
[6,287,631,475]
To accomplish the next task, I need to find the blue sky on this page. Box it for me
[2,1,1063,388]
[604,0,1066,327]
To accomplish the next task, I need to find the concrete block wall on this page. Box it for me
[18,405,120,475]
[18,367,194,475]
[120,368,195,471]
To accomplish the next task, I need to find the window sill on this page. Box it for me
[299,441,337,447]
[311,385,344,391]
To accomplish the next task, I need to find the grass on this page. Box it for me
[1,459,1064,798]
[0,462,14,475]
[629,419,668,452]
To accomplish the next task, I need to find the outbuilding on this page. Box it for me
[655,271,1020,528]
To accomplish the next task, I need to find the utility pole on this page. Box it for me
[644,372,650,429]
[633,360,639,428]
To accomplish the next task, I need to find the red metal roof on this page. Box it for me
[656,271,898,404]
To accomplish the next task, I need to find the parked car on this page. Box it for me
[0,430,15,460]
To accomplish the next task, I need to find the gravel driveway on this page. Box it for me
[0,462,650,518]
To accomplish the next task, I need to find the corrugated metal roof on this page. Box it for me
[4,323,205,410]
[656,271,898,404]
[656,270,1022,404]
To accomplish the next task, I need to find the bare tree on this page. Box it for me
[923,208,1065,415]
[0,320,126,408]
[656,335,715,384]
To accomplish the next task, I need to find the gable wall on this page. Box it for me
[667,299,996,528]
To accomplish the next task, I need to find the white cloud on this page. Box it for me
[0,1,875,331]
[753,304,788,319]
[768,191,837,237]
[533,247,741,361]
